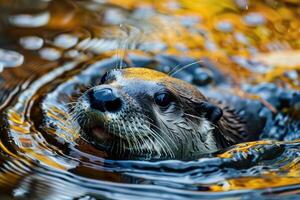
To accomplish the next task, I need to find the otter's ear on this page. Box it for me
[196,102,223,123]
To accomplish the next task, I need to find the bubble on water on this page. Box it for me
[39,48,61,61]
[215,21,233,32]
[244,12,266,26]
[0,48,24,68]
[19,36,44,50]
[8,12,50,28]
[54,34,79,49]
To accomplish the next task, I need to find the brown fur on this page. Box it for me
[76,68,246,160]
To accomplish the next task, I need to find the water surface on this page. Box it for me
[0,0,300,199]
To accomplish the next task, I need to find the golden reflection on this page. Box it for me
[28,151,66,170]
[210,176,300,191]
[218,140,276,158]
[107,0,300,89]
[0,0,299,194]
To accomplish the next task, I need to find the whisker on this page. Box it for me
[169,60,203,77]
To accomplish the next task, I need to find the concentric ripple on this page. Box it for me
[0,54,298,199]
[0,0,300,199]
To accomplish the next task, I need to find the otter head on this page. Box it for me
[75,68,241,160]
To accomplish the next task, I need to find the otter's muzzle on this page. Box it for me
[88,87,122,112]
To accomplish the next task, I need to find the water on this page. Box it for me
[0,0,299,199]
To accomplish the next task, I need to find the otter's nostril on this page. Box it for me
[88,88,122,112]
[105,98,122,112]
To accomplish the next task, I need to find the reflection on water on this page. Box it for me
[19,36,44,50]
[0,48,24,68]
[0,0,299,199]
[8,11,50,28]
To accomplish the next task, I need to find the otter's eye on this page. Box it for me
[154,93,173,108]
[100,72,109,84]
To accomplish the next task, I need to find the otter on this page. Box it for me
[73,68,246,160]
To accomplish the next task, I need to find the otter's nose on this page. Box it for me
[88,88,122,112]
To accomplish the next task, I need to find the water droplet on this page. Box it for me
[8,12,50,28]
[0,48,24,68]
[39,48,61,61]
[244,12,266,26]
[19,36,44,50]
[54,34,79,49]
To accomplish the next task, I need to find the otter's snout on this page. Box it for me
[88,88,122,112]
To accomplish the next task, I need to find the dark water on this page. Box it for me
[0,0,300,199]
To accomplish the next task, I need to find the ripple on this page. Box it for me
[0,50,299,200]
[0,0,300,199]
[76,38,119,53]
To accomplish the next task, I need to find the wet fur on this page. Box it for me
[73,68,246,160]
